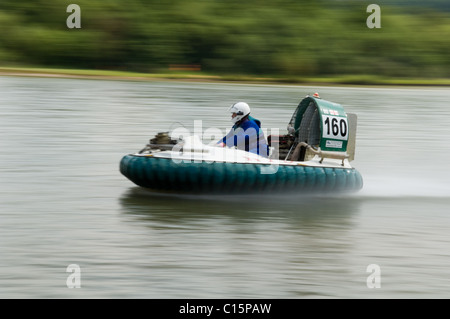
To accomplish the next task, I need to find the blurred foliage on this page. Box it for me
[0,0,449,78]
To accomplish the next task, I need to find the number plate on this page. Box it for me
[322,115,349,141]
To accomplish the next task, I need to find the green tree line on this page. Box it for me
[0,0,449,78]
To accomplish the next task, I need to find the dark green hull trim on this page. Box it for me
[120,155,363,194]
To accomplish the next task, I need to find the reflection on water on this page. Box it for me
[118,188,364,298]
[1,76,450,298]
[119,187,361,226]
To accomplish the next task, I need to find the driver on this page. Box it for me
[217,102,269,158]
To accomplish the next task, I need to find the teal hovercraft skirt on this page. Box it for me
[120,155,363,194]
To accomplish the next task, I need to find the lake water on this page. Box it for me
[1,76,449,298]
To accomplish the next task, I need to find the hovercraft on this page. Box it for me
[120,95,363,194]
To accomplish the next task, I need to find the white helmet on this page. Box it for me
[228,102,250,124]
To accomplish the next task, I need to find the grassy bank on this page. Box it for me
[1,66,450,87]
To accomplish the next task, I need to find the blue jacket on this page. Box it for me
[220,116,269,158]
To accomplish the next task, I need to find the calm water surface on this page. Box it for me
[1,76,449,298]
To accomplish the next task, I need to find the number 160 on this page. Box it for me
[324,116,348,139]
